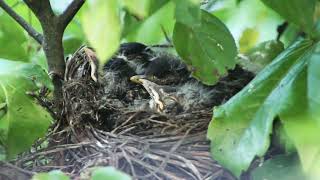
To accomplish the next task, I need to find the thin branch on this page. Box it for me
[0,162,35,175]
[59,0,85,30]
[0,0,43,44]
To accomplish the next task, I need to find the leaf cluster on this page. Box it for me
[1,0,320,179]
[207,0,320,179]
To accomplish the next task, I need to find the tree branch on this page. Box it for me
[59,0,85,30]
[23,0,66,100]
[0,0,43,44]
[23,0,55,22]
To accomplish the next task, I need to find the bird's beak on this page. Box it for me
[130,75,148,84]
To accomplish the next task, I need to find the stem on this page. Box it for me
[42,20,65,99]
[23,0,65,99]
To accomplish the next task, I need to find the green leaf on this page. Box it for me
[173,0,201,26]
[121,0,171,39]
[7,0,42,31]
[207,39,313,177]
[0,12,28,61]
[251,154,307,180]
[32,170,70,180]
[63,18,86,55]
[81,0,121,64]
[122,0,151,19]
[238,40,284,73]
[63,34,84,55]
[30,50,49,72]
[214,0,283,49]
[91,167,131,180]
[0,145,5,161]
[261,0,316,34]
[0,59,53,159]
[124,1,175,45]
[149,0,170,15]
[278,43,320,180]
[239,28,260,53]
[173,10,237,85]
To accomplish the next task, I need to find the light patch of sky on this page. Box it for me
[50,0,74,13]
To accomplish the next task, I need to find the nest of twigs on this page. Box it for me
[3,46,254,180]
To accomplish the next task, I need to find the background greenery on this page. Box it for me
[0,0,319,179]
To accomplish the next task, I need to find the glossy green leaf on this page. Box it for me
[173,10,237,85]
[251,154,306,180]
[124,1,175,45]
[32,170,70,180]
[261,0,316,34]
[91,167,131,180]
[81,0,121,64]
[0,11,28,61]
[279,43,320,180]
[174,0,201,26]
[122,0,151,19]
[0,59,53,159]
[207,39,313,176]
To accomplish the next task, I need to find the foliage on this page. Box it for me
[207,39,314,176]
[32,170,70,180]
[124,1,175,44]
[80,0,237,84]
[81,0,121,65]
[31,167,131,180]
[90,167,131,180]
[0,11,28,61]
[173,10,237,84]
[1,0,320,179]
[261,0,316,35]
[251,153,306,180]
[122,0,151,19]
[238,40,284,73]
[207,0,320,179]
[212,0,284,50]
[0,59,53,159]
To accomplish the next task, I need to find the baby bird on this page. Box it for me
[103,42,252,115]
[103,42,152,102]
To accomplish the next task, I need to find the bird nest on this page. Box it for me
[6,46,254,180]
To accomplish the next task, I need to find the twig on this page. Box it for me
[0,0,43,44]
[59,0,85,30]
[160,25,172,45]
[0,162,35,175]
